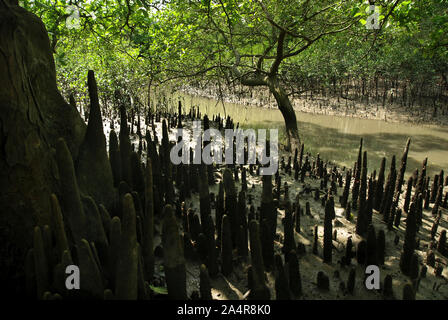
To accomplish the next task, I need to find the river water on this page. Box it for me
[172,93,448,177]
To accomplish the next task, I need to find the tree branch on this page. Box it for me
[269,30,286,75]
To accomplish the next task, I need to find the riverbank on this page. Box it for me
[167,90,448,179]
[180,86,448,127]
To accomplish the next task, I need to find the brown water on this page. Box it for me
[172,93,448,177]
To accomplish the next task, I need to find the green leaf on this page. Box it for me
[149,285,168,295]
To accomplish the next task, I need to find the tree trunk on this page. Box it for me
[0,0,85,296]
[267,77,300,151]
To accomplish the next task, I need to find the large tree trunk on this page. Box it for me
[267,77,300,151]
[0,0,86,296]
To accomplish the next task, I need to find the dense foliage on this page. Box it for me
[24,0,448,114]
